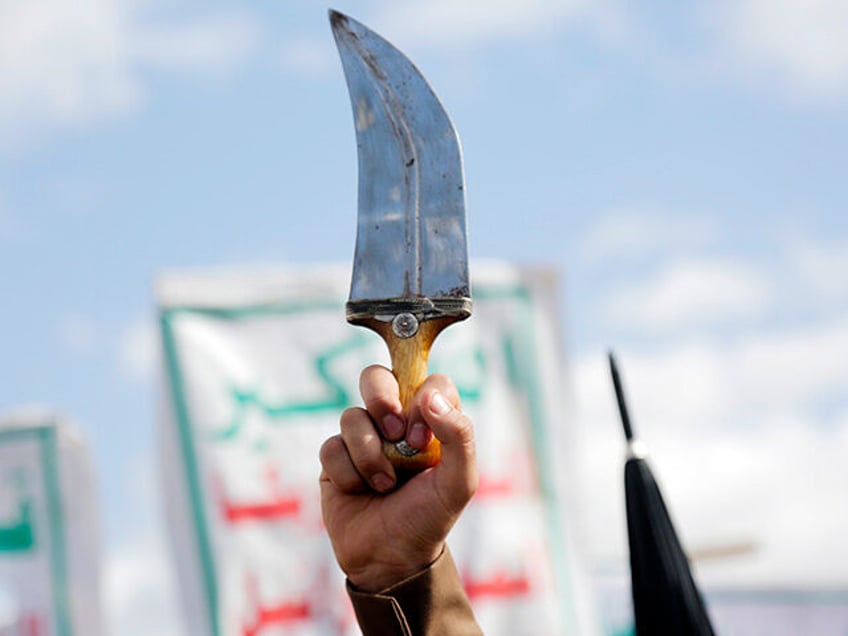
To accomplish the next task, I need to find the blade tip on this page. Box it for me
[328,8,347,30]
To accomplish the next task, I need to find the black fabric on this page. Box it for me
[625,457,716,636]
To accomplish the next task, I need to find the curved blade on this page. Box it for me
[330,10,471,323]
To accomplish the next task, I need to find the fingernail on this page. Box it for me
[372,473,393,492]
[429,391,451,415]
[382,414,404,439]
[407,422,429,448]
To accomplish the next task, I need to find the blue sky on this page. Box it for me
[2,1,848,633]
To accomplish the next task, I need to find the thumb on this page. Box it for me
[422,390,478,510]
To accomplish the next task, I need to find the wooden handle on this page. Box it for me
[363,316,454,472]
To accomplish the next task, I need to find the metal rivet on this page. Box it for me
[395,441,419,457]
[392,313,419,338]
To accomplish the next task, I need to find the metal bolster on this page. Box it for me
[346,297,472,325]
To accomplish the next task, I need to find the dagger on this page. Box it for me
[330,10,472,472]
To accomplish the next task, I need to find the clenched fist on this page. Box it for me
[319,365,478,592]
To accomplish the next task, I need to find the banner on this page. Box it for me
[157,262,598,636]
[0,413,102,636]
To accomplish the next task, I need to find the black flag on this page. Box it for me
[609,352,716,636]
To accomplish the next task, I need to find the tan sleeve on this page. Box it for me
[346,547,483,636]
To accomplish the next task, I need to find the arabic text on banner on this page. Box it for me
[157,262,599,636]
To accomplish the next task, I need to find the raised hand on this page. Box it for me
[319,365,478,592]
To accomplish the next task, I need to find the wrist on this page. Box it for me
[346,544,445,593]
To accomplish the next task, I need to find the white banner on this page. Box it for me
[157,262,598,636]
[0,413,102,636]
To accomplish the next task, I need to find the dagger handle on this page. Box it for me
[366,317,454,472]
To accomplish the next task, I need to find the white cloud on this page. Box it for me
[290,0,623,78]
[570,318,848,587]
[713,0,848,100]
[102,452,185,636]
[545,213,848,593]
[280,0,631,87]
[580,316,848,435]
[59,314,162,383]
[103,453,184,636]
[577,209,718,265]
[732,319,848,413]
[104,540,184,636]
[131,13,261,73]
[366,0,624,50]
[792,237,848,302]
[0,0,139,140]
[279,35,337,77]
[0,0,262,145]
[602,260,774,330]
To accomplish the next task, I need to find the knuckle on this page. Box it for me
[361,363,388,377]
[447,408,474,440]
[350,431,384,467]
[339,407,366,432]
[355,453,384,477]
[337,468,365,493]
[360,366,399,412]
[319,436,366,492]
[456,410,474,436]
[359,364,391,389]
[428,372,451,386]
[454,414,477,457]
[319,435,344,467]
[427,373,459,400]
[364,392,394,414]
[344,443,386,479]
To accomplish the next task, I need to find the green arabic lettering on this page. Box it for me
[0,499,34,552]
[502,331,522,389]
[0,471,35,552]
[212,332,372,441]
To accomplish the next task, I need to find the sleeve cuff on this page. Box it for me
[346,547,482,636]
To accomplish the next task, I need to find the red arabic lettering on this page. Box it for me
[473,475,514,500]
[223,496,301,523]
[242,600,310,636]
[216,467,302,524]
[242,574,310,635]
[23,612,42,636]
[464,571,530,600]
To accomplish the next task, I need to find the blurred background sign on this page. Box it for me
[156,261,599,636]
[0,413,102,636]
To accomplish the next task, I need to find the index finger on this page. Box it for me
[359,365,406,442]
